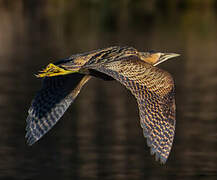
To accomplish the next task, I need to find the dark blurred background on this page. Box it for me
[0,0,217,179]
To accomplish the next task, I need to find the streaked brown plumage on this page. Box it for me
[26,46,179,164]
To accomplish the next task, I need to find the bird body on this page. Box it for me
[26,46,179,164]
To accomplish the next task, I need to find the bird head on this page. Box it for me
[138,51,180,66]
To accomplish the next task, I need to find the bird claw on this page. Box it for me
[36,63,78,78]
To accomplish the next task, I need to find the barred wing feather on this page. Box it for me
[87,59,176,163]
[26,74,90,145]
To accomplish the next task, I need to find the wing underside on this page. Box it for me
[26,73,90,145]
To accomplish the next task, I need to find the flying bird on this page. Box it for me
[26,46,180,164]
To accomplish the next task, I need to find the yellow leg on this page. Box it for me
[36,63,78,78]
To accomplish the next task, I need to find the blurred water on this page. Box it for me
[0,1,217,180]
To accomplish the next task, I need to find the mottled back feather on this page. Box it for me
[86,59,176,163]
[26,74,90,145]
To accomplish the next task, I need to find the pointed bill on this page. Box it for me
[154,53,180,66]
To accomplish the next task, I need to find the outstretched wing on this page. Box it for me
[87,59,176,164]
[26,74,90,145]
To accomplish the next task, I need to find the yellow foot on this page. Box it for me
[36,63,78,78]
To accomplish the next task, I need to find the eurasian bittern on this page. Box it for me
[26,46,180,164]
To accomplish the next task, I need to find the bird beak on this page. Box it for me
[154,53,180,66]
[36,63,77,78]
[163,53,180,58]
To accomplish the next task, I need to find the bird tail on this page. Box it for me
[25,74,91,145]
